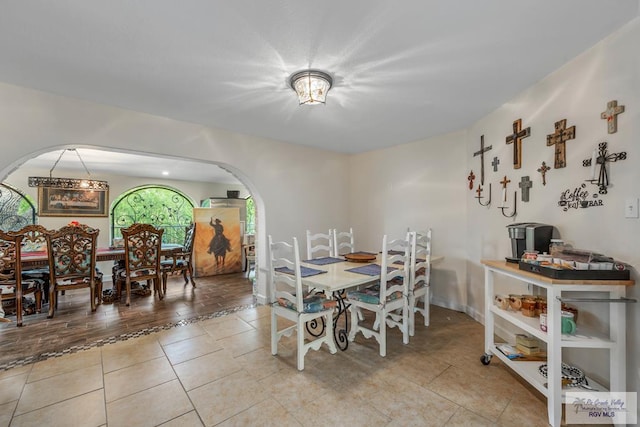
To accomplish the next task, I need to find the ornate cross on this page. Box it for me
[582,141,627,194]
[600,100,625,134]
[473,135,492,185]
[518,176,533,202]
[546,119,576,169]
[467,170,475,190]
[491,156,500,172]
[505,118,531,169]
[537,161,550,186]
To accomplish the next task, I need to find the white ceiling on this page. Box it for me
[2,1,638,180]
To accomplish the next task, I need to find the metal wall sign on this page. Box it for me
[558,183,604,211]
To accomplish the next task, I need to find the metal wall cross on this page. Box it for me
[491,156,500,172]
[473,135,492,185]
[600,100,625,134]
[518,176,533,202]
[582,141,627,194]
[546,119,576,169]
[537,161,550,186]
[505,118,531,169]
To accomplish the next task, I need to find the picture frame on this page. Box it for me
[37,187,109,217]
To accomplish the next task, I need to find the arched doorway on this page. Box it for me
[0,145,268,304]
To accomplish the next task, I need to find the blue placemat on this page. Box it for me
[345,264,394,276]
[275,266,327,277]
[302,257,345,265]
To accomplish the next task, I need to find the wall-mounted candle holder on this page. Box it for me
[476,183,491,207]
[499,191,517,218]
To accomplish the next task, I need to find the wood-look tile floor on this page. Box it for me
[0,273,256,368]
[1,276,584,426]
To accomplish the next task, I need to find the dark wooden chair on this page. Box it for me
[45,224,102,318]
[161,224,196,295]
[19,224,53,303]
[119,223,164,306]
[0,230,43,326]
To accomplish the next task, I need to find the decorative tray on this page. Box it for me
[344,252,377,263]
[518,261,630,280]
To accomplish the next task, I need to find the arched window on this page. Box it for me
[0,183,37,231]
[111,185,194,245]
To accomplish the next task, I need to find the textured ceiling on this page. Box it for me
[2,1,638,180]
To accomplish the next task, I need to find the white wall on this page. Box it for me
[351,17,640,393]
[348,130,469,312]
[0,83,352,302]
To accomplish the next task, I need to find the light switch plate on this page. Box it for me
[625,197,639,218]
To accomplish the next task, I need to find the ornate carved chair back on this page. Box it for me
[121,223,164,306]
[45,224,100,318]
[0,230,42,326]
[18,224,53,303]
[160,224,196,295]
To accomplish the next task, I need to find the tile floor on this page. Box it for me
[1,304,571,426]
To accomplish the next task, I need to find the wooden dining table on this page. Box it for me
[299,254,444,350]
[20,244,184,269]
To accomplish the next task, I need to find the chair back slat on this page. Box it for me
[269,235,303,311]
[306,230,334,259]
[333,227,354,256]
[379,234,410,303]
[410,229,432,292]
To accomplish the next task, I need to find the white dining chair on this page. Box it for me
[306,229,335,259]
[408,229,432,335]
[333,227,354,255]
[347,234,410,356]
[269,235,337,370]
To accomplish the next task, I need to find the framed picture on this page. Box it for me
[37,187,109,217]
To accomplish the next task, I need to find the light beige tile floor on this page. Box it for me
[0,305,577,426]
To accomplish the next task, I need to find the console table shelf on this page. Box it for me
[481,260,633,426]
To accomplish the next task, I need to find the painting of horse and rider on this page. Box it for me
[193,207,242,276]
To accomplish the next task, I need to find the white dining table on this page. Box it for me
[299,254,444,350]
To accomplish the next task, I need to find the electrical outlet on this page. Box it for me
[625,197,639,218]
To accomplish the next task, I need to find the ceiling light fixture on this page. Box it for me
[289,70,333,105]
[28,148,109,190]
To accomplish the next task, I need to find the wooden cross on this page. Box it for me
[467,170,475,190]
[505,119,531,169]
[473,135,492,185]
[600,100,625,134]
[546,119,576,169]
[475,184,483,198]
[582,141,627,194]
[537,161,550,186]
[498,175,511,207]
[491,156,500,172]
[518,176,533,202]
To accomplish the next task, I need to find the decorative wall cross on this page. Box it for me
[518,176,533,202]
[499,175,511,206]
[473,135,492,185]
[467,170,475,190]
[546,119,576,169]
[491,156,500,172]
[582,141,627,194]
[600,100,625,134]
[537,161,550,186]
[505,118,531,169]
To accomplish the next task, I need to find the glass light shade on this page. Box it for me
[289,70,332,105]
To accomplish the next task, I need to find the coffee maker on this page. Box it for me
[506,223,555,262]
